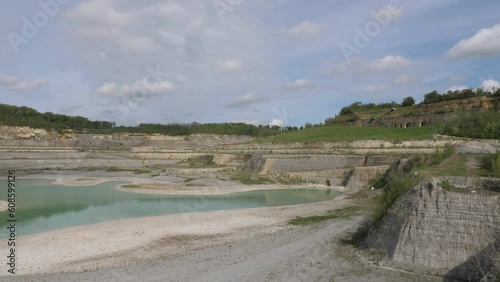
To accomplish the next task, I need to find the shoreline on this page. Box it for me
[14,174,345,195]
[0,173,352,278]
[0,194,351,277]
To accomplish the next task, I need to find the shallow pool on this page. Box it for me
[0,178,341,238]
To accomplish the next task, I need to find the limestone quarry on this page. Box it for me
[0,125,499,281]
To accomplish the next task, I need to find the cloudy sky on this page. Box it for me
[0,0,499,126]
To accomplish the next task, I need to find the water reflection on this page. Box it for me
[0,178,340,238]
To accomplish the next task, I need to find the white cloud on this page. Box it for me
[0,74,19,86]
[95,78,175,97]
[283,21,321,39]
[283,79,312,91]
[59,0,273,124]
[364,84,387,93]
[66,0,133,27]
[225,92,267,108]
[270,119,284,127]
[203,29,227,38]
[393,74,411,84]
[77,27,160,52]
[447,24,500,58]
[446,85,469,92]
[159,31,186,45]
[333,57,363,74]
[8,79,48,92]
[158,2,188,18]
[376,4,404,21]
[480,79,500,92]
[119,36,160,52]
[95,82,118,95]
[367,55,412,71]
[216,60,243,73]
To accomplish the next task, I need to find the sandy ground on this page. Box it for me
[21,173,345,195]
[0,174,438,281]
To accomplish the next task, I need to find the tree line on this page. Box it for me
[0,103,281,137]
[423,88,500,104]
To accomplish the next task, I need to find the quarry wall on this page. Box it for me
[365,178,500,280]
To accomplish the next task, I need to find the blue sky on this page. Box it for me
[0,0,499,126]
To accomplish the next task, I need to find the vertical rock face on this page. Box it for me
[365,179,500,279]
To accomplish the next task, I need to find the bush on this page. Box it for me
[481,152,500,177]
[438,111,500,139]
[431,144,455,165]
[402,96,415,107]
[374,171,421,225]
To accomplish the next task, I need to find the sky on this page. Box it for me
[0,0,499,127]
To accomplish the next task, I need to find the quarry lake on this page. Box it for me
[0,178,340,238]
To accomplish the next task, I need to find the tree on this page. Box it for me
[423,91,442,104]
[402,96,415,107]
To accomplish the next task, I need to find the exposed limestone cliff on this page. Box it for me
[365,178,500,280]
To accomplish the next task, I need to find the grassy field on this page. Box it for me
[287,207,360,225]
[254,126,433,143]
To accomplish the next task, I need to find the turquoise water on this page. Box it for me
[0,178,340,238]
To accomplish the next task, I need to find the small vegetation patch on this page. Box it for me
[183,156,217,167]
[373,171,422,225]
[430,143,455,166]
[134,169,152,174]
[287,207,360,226]
[481,152,500,177]
[230,172,274,185]
[121,184,141,189]
[275,174,304,185]
[439,180,458,192]
[429,154,468,176]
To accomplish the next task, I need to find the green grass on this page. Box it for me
[287,207,360,225]
[75,166,151,174]
[481,152,500,177]
[373,172,422,225]
[427,154,468,176]
[182,156,217,168]
[230,172,274,185]
[254,126,433,143]
[121,184,141,189]
[438,180,463,192]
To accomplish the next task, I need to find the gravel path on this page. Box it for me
[3,217,440,282]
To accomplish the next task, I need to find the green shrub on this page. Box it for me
[438,111,500,139]
[373,172,421,225]
[481,152,500,177]
[439,181,456,191]
[431,144,455,165]
[366,172,386,190]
